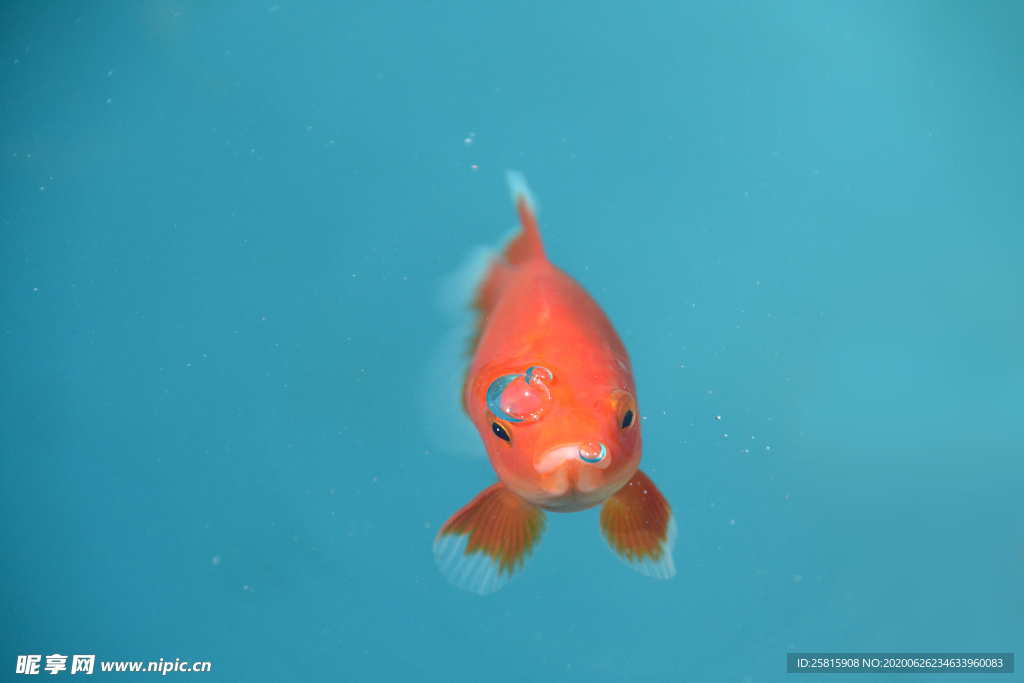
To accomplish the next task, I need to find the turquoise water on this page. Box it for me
[2,2,1022,680]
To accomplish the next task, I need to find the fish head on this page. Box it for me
[474,363,642,512]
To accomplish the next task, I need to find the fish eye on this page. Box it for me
[610,389,637,433]
[491,422,511,442]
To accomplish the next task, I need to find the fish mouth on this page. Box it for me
[535,443,611,473]
[534,442,611,497]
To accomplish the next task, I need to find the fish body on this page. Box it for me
[465,236,639,513]
[434,173,675,594]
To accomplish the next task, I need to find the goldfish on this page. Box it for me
[433,172,675,594]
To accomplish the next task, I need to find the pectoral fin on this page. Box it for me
[434,482,547,595]
[599,469,676,579]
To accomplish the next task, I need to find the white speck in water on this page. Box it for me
[212,556,221,566]
[794,574,802,582]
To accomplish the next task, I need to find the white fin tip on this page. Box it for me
[505,170,537,213]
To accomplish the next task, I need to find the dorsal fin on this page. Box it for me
[503,171,546,264]
[431,173,548,417]
[466,172,547,354]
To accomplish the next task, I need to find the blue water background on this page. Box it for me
[2,2,1023,680]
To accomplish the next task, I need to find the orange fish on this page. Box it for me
[433,173,675,594]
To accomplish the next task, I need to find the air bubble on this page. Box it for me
[486,367,554,422]
[578,441,607,463]
[526,366,553,384]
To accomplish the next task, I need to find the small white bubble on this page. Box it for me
[212,555,221,566]
[729,519,735,525]
[794,574,801,582]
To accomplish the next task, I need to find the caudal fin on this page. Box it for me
[421,246,493,458]
[599,470,676,579]
[434,482,547,594]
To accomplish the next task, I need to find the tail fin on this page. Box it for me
[421,247,491,457]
